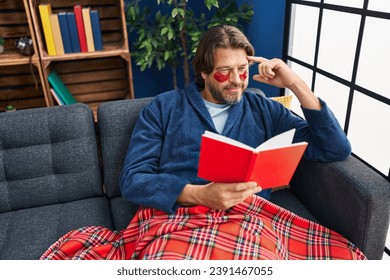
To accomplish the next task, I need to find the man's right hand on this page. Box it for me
[177,181,262,210]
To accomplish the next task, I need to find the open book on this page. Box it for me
[197,129,308,189]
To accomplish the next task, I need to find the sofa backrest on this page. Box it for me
[97,98,154,198]
[0,104,102,213]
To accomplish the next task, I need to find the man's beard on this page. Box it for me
[206,82,247,105]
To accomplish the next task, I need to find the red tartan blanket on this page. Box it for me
[40,195,366,260]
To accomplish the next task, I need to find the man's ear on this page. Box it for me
[201,71,207,80]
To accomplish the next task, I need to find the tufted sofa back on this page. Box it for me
[0,103,102,213]
[97,97,153,229]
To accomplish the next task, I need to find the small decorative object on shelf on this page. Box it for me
[0,36,5,54]
[15,37,34,56]
[5,105,16,112]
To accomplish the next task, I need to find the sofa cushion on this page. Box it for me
[0,104,102,212]
[98,98,153,230]
[97,98,154,199]
[270,189,318,223]
[109,197,139,230]
[0,197,112,260]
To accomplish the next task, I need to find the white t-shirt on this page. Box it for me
[203,99,231,134]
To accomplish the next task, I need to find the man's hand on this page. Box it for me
[247,56,299,88]
[177,181,262,210]
[247,56,321,110]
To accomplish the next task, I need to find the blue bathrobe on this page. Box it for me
[120,83,351,213]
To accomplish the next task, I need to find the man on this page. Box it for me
[41,25,364,260]
[119,25,351,213]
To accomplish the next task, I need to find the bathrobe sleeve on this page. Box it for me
[119,103,190,214]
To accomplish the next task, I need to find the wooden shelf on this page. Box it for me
[40,44,130,63]
[0,0,134,118]
[0,52,40,66]
[27,0,134,119]
[0,0,46,111]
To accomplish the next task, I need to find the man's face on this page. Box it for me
[201,48,249,105]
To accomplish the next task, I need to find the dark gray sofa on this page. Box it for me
[0,99,389,260]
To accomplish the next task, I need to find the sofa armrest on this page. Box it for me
[290,156,390,260]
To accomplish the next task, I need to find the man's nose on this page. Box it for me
[229,69,241,83]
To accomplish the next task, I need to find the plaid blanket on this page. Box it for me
[40,195,366,260]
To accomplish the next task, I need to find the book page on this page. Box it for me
[255,128,296,152]
[203,131,254,151]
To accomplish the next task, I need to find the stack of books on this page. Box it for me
[39,3,104,55]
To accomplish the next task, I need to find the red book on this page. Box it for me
[74,5,88,52]
[197,129,308,189]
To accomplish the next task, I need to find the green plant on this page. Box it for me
[0,36,5,46]
[126,0,253,88]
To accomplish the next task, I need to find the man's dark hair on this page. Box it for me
[192,25,255,90]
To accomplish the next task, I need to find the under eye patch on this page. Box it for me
[239,71,247,80]
[213,72,230,82]
[213,70,248,83]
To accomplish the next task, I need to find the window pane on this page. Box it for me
[286,61,313,118]
[317,10,361,81]
[324,0,364,8]
[348,92,390,175]
[288,4,319,65]
[368,0,390,13]
[314,74,349,129]
[356,17,390,99]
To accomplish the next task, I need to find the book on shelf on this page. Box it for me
[90,9,103,51]
[58,12,73,53]
[66,12,81,53]
[49,14,64,55]
[50,88,64,105]
[38,3,56,55]
[197,129,308,189]
[82,7,95,52]
[48,72,77,105]
[73,5,88,52]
